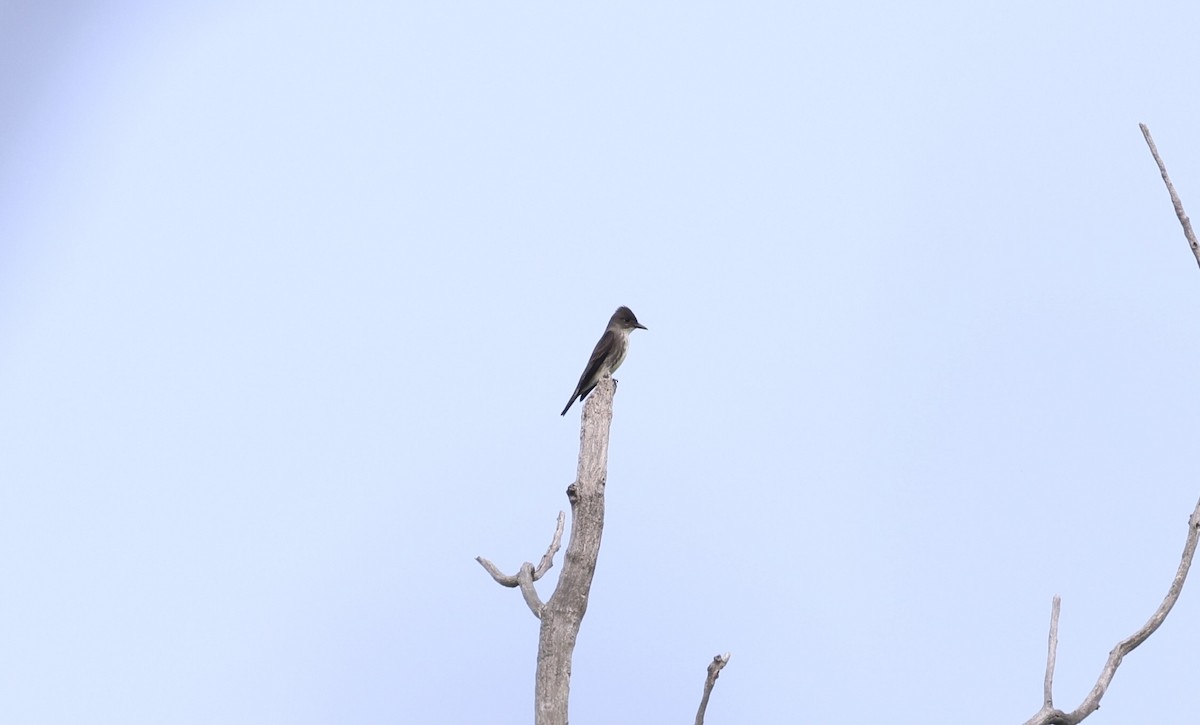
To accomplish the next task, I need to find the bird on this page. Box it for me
[561,306,647,416]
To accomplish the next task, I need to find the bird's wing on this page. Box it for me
[561,329,616,415]
[577,329,617,397]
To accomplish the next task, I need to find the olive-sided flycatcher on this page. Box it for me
[561,306,647,416]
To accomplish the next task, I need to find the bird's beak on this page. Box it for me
[635,323,648,330]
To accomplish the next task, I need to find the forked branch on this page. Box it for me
[1023,497,1200,724]
[1023,127,1200,724]
[476,511,566,619]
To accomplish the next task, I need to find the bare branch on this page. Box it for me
[1023,497,1200,725]
[1042,596,1060,709]
[1063,497,1200,720]
[694,652,731,725]
[535,376,616,725]
[1023,127,1200,724]
[534,511,567,579]
[476,512,568,619]
[517,562,545,618]
[1140,123,1200,268]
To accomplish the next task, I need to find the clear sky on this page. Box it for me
[3,1,1200,723]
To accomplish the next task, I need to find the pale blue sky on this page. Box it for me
[3,2,1200,723]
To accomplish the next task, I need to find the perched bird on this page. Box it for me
[561,306,647,416]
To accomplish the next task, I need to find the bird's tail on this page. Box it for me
[560,395,577,416]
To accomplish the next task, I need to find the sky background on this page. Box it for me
[3,1,1200,723]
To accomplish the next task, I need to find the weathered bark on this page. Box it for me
[694,653,731,725]
[476,375,617,725]
[1141,123,1200,268]
[534,375,614,725]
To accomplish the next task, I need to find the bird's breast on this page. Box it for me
[606,334,629,373]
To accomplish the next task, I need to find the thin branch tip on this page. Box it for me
[694,651,732,725]
[1042,596,1061,708]
[1140,123,1200,268]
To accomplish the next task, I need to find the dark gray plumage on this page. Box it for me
[561,306,647,416]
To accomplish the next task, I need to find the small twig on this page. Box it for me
[1140,123,1200,268]
[476,512,567,619]
[533,511,566,578]
[694,652,731,725]
[1042,596,1060,709]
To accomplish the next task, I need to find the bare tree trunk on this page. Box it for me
[477,376,617,725]
[478,370,729,724]
[533,375,614,725]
